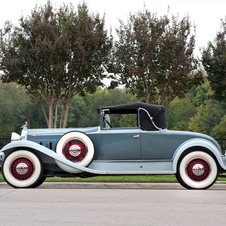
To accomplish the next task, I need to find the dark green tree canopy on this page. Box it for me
[109,10,203,109]
[0,2,112,128]
[202,18,226,102]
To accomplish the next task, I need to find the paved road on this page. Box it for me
[0,183,226,226]
[0,182,226,189]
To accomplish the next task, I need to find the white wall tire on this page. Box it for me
[2,150,43,188]
[56,132,94,167]
[177,151,218,189]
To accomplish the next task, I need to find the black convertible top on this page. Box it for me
[97,102,166,131]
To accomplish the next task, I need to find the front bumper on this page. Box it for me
[0,152,5,173]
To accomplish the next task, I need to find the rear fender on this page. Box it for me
[1,140,106,175]
[172,138,226,173]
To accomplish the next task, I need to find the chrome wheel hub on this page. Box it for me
[10,157,34,180]
[186,157,210,182]
[63,139,88,162]
[16,163,28,175]
[192,164,204,176]
[69,145,81,157]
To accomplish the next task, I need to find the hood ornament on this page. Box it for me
[21,122,28,130]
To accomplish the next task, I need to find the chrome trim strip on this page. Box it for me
[93,159,173,163]
[107,171,174,175]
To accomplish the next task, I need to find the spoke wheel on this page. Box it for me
[186,158,210,182]
[10,157,35,180]
[177,151,218,189]
[2,150,43,188]
[56,132,94,167]
[63,138,88,163]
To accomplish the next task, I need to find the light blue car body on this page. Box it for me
[0,102,226,183]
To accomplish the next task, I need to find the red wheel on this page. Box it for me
[2,150,43,188]
[177,151,218,189]
[10,157,35,180]
[56,132,94,167]
[62,138,88,163]
[186,158,210,182]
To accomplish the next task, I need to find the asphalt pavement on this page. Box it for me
[0,182,226,189]
[1,184,226,226]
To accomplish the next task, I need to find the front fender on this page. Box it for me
[0,140,106,175]
[172,138,226,173]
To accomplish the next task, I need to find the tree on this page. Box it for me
[67,88,137,128]
[188,100,226,135]
[202,18,226,102]
[0,1,112,128]
[211,115,226,138]
[187,81,210,107]
[0,81,32,135]
[166,97,197,131]
[108,9,203,109]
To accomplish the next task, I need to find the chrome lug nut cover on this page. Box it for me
[69,145,81,157]
[16,163,28,175]
[192,164,204,176]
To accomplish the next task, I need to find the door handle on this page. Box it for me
[133,134,139,138]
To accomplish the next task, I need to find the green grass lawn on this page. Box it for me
[1,173,226,183]
[44,175,178,183]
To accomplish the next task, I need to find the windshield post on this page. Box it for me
[100,109,110,130]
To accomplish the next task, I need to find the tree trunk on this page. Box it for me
[26,102,40,127]
[59,107,65,128]
[62,98,71,128]
[54,99,59,128]
[48,97,55,128]
[40,101,49,127]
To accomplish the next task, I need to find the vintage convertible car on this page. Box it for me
[0,102,226,189]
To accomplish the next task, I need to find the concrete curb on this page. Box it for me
[0,182,226,189]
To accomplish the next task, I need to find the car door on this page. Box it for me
[140,130,172,160]
[101,128,141,160]
[140,130,188,160]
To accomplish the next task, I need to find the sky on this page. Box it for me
[1,0,226,58]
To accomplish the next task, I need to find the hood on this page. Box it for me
[26,126,100,137]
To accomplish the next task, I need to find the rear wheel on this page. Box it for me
[2,150,43,188]
[177,151,218,189]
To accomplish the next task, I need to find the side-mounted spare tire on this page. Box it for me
[56,131,94,167]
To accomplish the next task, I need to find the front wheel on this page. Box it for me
[2,150,43,188]
[177,151,218,189]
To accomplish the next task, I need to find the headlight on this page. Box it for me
[11,132,21,141]
[0,152,5,169]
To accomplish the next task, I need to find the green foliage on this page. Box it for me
[202,18,226,102]
[109,9,204,108]
[188,100,226,135]
[0,85,137,133]
[66,88,137,128]
[0,2,112,128]
[187,81,210,107]
[0,81,32,134]
[211,115,226,138]
[119,114,137,127]
[166,97,197,131]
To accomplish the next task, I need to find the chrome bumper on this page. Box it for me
[0,152,5,172]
